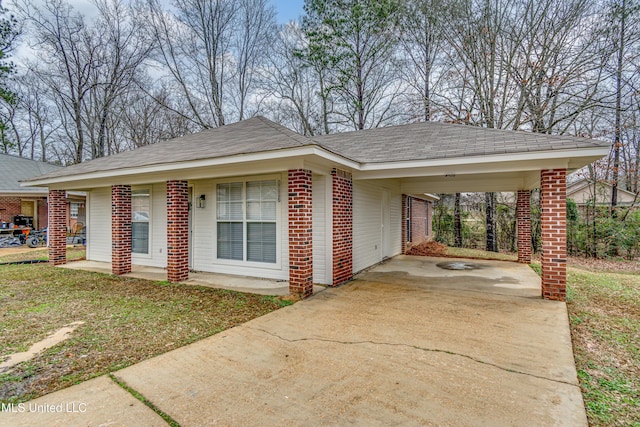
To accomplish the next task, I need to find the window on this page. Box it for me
[70,203,80,218]
[132,189,150,254]
[216,179,277,263]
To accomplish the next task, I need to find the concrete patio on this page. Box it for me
[2,256,587,426]
[59,260,326,296]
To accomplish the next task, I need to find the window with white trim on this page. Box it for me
[216,179,277,263]
[132,189,150,254]
[70,202,80,218]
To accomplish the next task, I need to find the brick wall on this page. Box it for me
[0,196,21,224]
[402,195,432,252]
[167,180,189,283]
[289,170,313,297]
[112,185,132,275]
[540,169,567,301]
[38,199,48,229]
[332,168,353,285]
[48,190,67,265]
[517,190,532,264]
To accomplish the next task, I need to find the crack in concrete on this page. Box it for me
[246,326,579,389]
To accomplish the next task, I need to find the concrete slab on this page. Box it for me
[59,260,326,296]
[0,375,164,426]
[6,255,587,426]
[111,256,586,426]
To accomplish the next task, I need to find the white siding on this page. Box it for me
[132,183,167,268]
[312,174,329,284]
[352,179,402,274]
[86,187,111,263]
[190,173,289,280]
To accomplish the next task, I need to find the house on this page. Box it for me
[24,117,609,301]
[567,179,638,209]
[0,154,85,231]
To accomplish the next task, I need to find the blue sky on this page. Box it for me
[272,0,305,24]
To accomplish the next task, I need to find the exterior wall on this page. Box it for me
[87,188,113,263]
[0,195,50,229]
[568,181,637,206]
[0,196,21,225]
[191,173,289,280]
[312,173,330,285]
[403,196,432,249]
[352,179,402,274]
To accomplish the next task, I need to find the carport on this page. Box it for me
[314,123,610,301]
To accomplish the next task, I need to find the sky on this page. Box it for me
[273,0,305,24]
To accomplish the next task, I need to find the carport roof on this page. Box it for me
[312,120,609,163]
[22,116,610,188]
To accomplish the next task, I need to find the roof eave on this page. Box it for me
[22,146,359,189]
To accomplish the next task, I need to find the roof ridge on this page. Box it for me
[253,116,311,146]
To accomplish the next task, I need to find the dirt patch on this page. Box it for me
[405,240,448,256]
[0,322,85,373]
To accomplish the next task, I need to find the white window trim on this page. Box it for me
[212,174,282,271]
[131,186,152,260]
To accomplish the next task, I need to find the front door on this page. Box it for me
[188,187,193,269]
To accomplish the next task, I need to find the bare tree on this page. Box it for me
[301,0,404,130]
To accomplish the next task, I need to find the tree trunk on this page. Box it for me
[454,192,462,247]
[485,192,497,252]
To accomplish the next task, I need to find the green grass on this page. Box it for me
[0,263,292,404]
[0,246,86,263]
[567,267,640,426]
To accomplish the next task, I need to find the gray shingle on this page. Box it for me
[1,154,62,192]
[312,121,609,163]
[29,116,311,181]
[25,117,610,183]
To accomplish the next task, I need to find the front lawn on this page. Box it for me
[0,262,291,404]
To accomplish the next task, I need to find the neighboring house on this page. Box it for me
[0,154,85,231]
[24,117,609,301]
[567,179,638,209]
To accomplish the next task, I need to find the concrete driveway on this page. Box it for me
[1,256,587,426]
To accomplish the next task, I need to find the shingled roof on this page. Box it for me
[0,154,62,193]
[24,116,610,184]
[312,121,609,163]
[28,116,311,182]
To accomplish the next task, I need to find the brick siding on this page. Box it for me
[402,195,432,252]
[332,168,353,286]
[517,190,532,264]
[288,170,313,297]
[540,169,567,301]
[48,190,67,266]
[167,181,189,283]
[112,185,132,275]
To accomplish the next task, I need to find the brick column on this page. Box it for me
[112,185,132,275]
[289,170,313,297]
[167,181,189,283]
[540,169,567,301]
[517,190,532,264]
[332,169,353,285]
[401,195,408,254]
[48,190,67,266]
